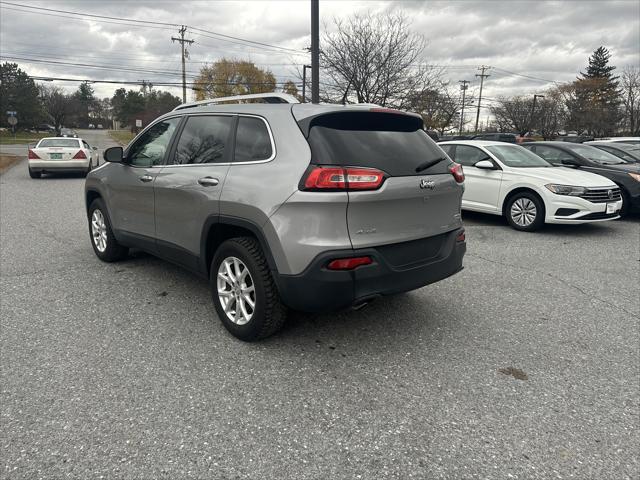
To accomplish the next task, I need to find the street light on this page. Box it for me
[302,65,312,103]
[530,94,545,134]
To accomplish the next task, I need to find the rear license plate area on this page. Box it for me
[49,153,62,160]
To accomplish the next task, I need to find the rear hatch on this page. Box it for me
[33,138,82,160]
[296,109,463,250]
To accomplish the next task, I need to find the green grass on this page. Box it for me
[0,131,49,145]
[108,130,135,146]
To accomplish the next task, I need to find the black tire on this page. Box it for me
[210,237,287,341]
[28,168,41,179]
[88,198,128,262]
[84,161,93,177]
[505,191,545,231]
[619,188,631,217]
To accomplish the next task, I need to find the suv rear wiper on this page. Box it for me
[415,157,446,173]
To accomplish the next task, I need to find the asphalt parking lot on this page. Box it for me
[1,130,639,479]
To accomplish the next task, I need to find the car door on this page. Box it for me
[107,117,182,247]
[450,144,503,212]
[153,114,235,270]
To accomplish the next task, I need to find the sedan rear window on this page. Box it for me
[38,139,81,148]
[304,112,450,176]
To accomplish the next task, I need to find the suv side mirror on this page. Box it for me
[561,157,580,167]
[474,159,495,169]
[104,146,124,163]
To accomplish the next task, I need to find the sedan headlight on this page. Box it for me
[628,173,640,182]
[544,184,587,196]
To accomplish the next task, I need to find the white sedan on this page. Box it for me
[27,137,98,178]
[439,140,623,231]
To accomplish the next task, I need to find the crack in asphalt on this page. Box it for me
[468,252,639,319]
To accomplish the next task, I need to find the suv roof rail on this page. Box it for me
[173,92,300,111]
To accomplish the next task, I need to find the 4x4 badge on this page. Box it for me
[420,179,435,190]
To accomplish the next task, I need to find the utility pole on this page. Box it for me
[474,65,490,134]
[310,0,320,103]
[530,94,545,134]
[302,64,311,103]
[458,80,470,135]
[172,26,194,103]
[138,80,152,97]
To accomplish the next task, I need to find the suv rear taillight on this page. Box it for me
[72,150,87,159]
[28,149,40,160]
[449,163,464,183]
[327,256,373,270]
[302,166,386,191]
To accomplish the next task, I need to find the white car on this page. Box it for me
[439,140,623,231]
[27,137,98,178]
[591,137,640,145]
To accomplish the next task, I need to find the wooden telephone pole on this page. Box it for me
[474,65,490,134]
[172,26,194,103]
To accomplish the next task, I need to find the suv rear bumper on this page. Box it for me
[275,228,466,312]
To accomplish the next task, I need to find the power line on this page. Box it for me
[171,26,195,103]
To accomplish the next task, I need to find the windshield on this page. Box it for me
[563,144,627,164]
[38,139,81,148]
[486,145,552,168]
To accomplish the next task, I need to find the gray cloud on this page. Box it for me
[0,0,637,101]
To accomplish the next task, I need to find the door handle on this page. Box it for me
[139,175,153,183]
[198,176,219,187]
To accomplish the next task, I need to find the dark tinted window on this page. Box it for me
[439,144,455,157]
[528,145,575,165]
[305,112,450,176]
[234,116,273,162]
[173,115,233,165]
[562,143,627,164]
[452,145,490,167]
[128,117,180,167]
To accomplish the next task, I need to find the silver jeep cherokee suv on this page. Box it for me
[86,93,466,341]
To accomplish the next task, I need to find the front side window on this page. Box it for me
[563,144,627,164]
[173,115,234,165]
[234,117,273,162]
[452,145,491,167]
[486,145,551,168]
[128,117,181,167]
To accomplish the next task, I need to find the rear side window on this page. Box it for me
[304,112,450,176]
[38,139,80,148]
[234,116,273,162]
[172,115,234,165]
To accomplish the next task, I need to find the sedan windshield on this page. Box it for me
[486,145,552,168]
[38,139,81,148]
[562,144,627,164]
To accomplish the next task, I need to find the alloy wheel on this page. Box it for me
[217,256,256,325]
[91,209,108,252]
[510,198,537,227]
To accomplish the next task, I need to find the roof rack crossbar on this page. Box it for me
[173,92,300,111]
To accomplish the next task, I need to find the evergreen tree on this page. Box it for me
[0,63,43,128]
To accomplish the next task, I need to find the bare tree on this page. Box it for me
[39,84,75,132]
[535,88,567,139]
[320,12,443,108]
[491,96,532,135]
[407,85,462,135]
[620,66,640,135]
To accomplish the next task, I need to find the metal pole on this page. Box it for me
[530,94,544,134]
[311,0,320,103]
[302,65,311,103]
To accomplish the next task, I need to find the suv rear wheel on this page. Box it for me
[211,237,287,341]
[88,199,128,262]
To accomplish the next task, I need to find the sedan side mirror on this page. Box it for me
[474,159,495,169]
[103,146,124,163]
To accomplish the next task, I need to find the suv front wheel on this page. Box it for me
[211,237,287,341]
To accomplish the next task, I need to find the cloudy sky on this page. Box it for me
[1,0,638,116]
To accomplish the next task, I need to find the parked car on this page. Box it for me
[554,135,594,143]
[593,136,640,145]
[35,123,56,133]
[85,93,467,341]
[59,128,78,138]
[438,135,472,142]
[470,133,517,143]
[585,141,640,163]
[439,140,622,230]
[28,137,98,178]
[522,141,640,214]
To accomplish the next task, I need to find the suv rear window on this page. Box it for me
[38,139,80,148]
[304,112,450,176]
